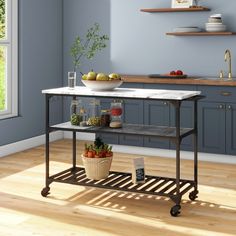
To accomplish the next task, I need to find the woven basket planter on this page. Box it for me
[81,155,113,180]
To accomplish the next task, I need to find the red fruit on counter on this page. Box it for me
[170,71,176,75]
[176,70,183,75]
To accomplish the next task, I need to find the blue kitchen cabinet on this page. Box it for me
[198,101,226,154]
[226,103,236,155]
[98,82,236,155]
[144,100,170,148]
[143,84,172,148]
[119,99,144,146]
[198,86,236,155]
[143,84,196,150]
[170,101,194,151]
[118,82,144,146]
[169,85,197,151]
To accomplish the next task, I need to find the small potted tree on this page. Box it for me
[68,23,109,88]
[82,137,113,180]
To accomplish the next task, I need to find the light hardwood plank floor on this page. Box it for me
[0,139,236,236]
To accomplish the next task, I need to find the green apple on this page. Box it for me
[82,74,87,80]
[87,71,97,80]
[96,73,109,81]
[109,73,121,80]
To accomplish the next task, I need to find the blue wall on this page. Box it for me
[1,0,236,146]
[64,0,236,78]
[0,0,63,146]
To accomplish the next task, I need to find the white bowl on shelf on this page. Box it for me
[208,18,222,23]
[206,22,224,26]
[81,79,123,91]
[205,23,226,32]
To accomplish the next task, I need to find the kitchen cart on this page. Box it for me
[41,86,204,217]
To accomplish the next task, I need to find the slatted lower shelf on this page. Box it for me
[49,167,195,198]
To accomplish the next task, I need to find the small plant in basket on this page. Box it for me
[83,137,113,158]
[82,138,113,180]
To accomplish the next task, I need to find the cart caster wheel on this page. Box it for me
[41,187,50,197]
[189,190,198,201]
[170,205,181,217]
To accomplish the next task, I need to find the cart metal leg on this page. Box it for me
[72,95,77,172]
[41,94,51,197]
[72,131,77,170]
[189,99,199,201]
[170,101,182,216]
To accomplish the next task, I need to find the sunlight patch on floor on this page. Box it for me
[74,204,234,236]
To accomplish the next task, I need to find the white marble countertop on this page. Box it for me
[42,86,201,100]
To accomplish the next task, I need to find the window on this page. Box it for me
[0,0,18,119]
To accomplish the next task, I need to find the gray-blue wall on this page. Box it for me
[0,0,63,146]
[63,0,236,77]
[1,0,236,146]
[62,0,236,122]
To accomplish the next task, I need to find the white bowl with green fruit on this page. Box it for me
[81,71,123,91]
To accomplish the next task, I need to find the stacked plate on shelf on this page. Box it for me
[205,14,227,32]
[173,26,202,33]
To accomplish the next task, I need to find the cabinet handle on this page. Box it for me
[163,102,168,106]
[220,91,232,96]
[218,104,224,109]
[228,105,232,110]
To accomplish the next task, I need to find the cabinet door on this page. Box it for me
[119,99,144,146]
[97,98,119,144]
[198,102,226,154]
[226,103,236,155]
[144,100,170,149]
[170,101,194,151]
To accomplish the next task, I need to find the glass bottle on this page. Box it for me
[100,109,111,127]
[87,99,101,126]
[110,100,123,128]
[70,99,83,126]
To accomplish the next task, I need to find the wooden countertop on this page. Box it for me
[122,75,236,87]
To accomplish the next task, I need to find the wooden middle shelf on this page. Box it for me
[140,7,210,13]
[166,32,236,36]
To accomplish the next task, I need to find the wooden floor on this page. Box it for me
[0,139,236,236]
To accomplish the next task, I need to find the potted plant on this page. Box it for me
[82,137,113,180]
[68,23,109,88]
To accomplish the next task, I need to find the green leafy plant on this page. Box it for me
[70,23,109,73]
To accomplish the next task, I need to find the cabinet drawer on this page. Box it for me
[144,84,196,91]
[121,83,143,89]
[197,86,236,102]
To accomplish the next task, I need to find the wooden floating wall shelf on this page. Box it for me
[166,32,236,36]
[140,7,210,13]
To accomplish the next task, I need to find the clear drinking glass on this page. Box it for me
[68,71,76,89]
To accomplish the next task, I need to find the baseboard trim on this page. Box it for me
[111,144,236,164]
[0,131,63,158]
[1,131,235,164]
[63,131,95,141]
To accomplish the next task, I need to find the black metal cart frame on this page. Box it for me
[41,90,204,217]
